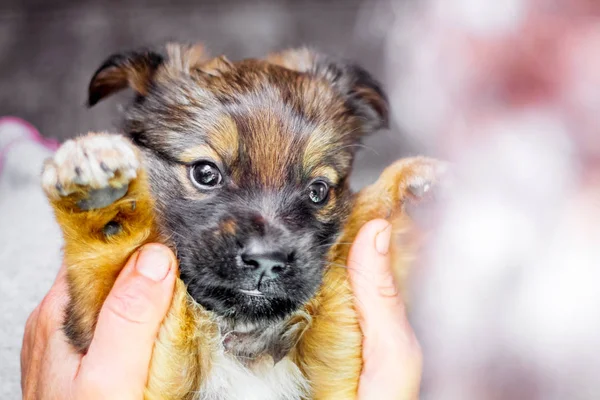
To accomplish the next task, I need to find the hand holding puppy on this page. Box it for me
[20,244,177,400]
[348,219,423,400]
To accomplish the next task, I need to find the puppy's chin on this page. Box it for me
[188,285,302,324]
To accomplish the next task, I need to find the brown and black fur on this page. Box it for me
[42,43,443,399]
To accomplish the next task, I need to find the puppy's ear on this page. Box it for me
[164,43,213,73]
[266,48,389,132]
[87,50,164,107]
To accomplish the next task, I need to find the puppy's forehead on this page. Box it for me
[134,61,358,183]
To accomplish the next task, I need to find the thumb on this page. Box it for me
[76,244,176,399]
[348,219,422,400]
[348,219,407,335]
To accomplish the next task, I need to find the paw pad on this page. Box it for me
[42,133,140,210]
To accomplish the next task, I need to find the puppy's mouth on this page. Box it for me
[178,248,328,322]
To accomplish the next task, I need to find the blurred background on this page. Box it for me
[0,0,414,186]
[2,0,600,399]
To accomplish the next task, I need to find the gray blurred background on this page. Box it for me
[0,0,416,187]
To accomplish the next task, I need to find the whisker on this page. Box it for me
[323,241,356,247]
[316,278,354,301]
[326,261,374,283]
[336,143,380,156]
[333,256,372,271]
[315,271,371,320]
[326,261,355,271]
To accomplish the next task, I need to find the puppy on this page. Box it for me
[42,43,443,400]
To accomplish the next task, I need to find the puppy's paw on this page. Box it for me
[394,157,449,203]
[372,156,450,218]
[377,156,451,229]
[42,133,140,210]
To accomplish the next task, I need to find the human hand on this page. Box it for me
[348,219,423,400]
[20,244,177,400]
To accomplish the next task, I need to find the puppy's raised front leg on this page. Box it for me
[42,132,158,352]
[300,157,445,400]
[42,133,215,400]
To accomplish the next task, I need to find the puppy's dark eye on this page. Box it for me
[190,162,222,188]
[308,180,329,205]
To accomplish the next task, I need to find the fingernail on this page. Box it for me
[135,245,172,282]
[375,223,392,255]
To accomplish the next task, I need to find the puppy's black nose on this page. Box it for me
[241,251,292,278]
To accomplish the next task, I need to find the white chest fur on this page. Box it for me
[198,351,309,400]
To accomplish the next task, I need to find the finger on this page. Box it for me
[35,329,82,398]
[21,306,40,378]
[53,262,68,285]
[20,306,41,397]
[38,263,71,333]
[22,262,69,358]
[76,244,176,399]
[347,219,410,336]
[348,219,422,399]
[21,263,73,397]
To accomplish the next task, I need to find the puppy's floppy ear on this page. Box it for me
[87,49,164,107]
[266,48,389,132]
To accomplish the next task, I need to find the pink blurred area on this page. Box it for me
[375,0,600,398]
[387,0,600,161]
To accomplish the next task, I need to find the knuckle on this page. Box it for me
[36,291,67,332]
[376,272,400,299]
[104,281,154,324]
[24,306,40,333]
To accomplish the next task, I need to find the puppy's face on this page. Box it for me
[88,44,387,325]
